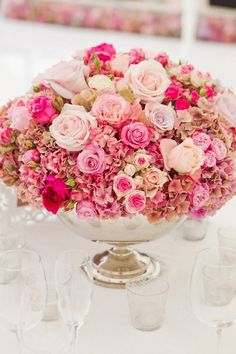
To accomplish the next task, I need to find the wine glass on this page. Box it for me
[190,247,236,354]
[55,250,93,354]
[0,249,47,353]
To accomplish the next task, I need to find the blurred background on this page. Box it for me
[0,0,235,104]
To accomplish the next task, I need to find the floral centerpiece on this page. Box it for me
[1,43,236,223]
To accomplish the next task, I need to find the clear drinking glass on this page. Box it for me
[126,276,169,331]
[218,226,236,249]
[190,247,236,354]
[0,249,47,354]
[182,217,209,241]
[55,250,93,354]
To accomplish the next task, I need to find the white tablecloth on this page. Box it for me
[0,18,236,354]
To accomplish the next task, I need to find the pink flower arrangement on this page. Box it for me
[0,43,236,223]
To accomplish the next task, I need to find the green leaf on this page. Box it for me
[92,53,101,72]
[64,200,75,210]
[0,145,16,153]
[120,89,135,103]
[33,85,40,93]
[27,161,39,168]
[66,178,76,188]
[5,164,15,173]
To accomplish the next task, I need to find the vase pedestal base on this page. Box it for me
[92,247,161,289]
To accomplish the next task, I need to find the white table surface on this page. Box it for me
[0,18,236,354]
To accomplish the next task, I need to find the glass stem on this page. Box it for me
[70,325,79,354]
[216,327,223,354]
[16,329,23,354]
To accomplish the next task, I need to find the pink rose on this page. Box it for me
[33,60,88,99]
[50,104,97,152]
[165,85,181,100]
[28,96,57,125]
[190,90,200,104]
[145,102,176,131]
[175,98,190,110]
[91,93,131,127]
[191,184,209,209]
[160,138,204,174]
[86,43,116,62]
[121,122,151,149]
[143,167,168,190]
[129,48,145,65]
[215,91,236,128]
[125,60,171,103]
[0,128,13,146]
[76,201,97,220]
[204,151,216,168]
[22,149,40,164]
[113,174,134,197]
[192,131,211,151]
[181,64,194,75]
[42,175,69,214]
[8,101,31,132]
[77,144,106,174]
[125,191,146,214]
[211,138,227,161]
[134,151,151,170]
[155,53,169,67]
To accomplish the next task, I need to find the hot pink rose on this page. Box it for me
[8,101,31,132]
[125,60,171,103]
[190,90,200,104]
[76,200,97,220]
[211,138,227,160]
[42,175,69,214]
[191,184,209,209]
[129,48,145,65]
[192,131,211,151]
[28,96,57,125]
[175,98,190,110]
[121,122,151,149]
[86,43,116,62]
[33,60,88,99]
[22,149,40,164]
[125,191,146,214]
[91,93,131,127]
[113,174,134,198]
[77,144,106,175]
[215,91,236,128]
[50,104,97,151]
[160,138,204,174]
[165,85,181,100]
[204,151,216,168]
[145,102,176,131]
[0,128,13,146]
[155,53,169,67]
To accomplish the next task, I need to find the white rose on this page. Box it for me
[125,60,171,103]
[145,102,176,131]
[124,164,136,176]
[215,91,236,128]
[33,60,89,99]
[111,53,130,73]
[190,71,205,88]
[88,75,115,92]
[50,104,97,152]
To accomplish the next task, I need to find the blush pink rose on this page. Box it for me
[50,104,97,152]
[121,122,151,149]
[22,149,40,164]
[134,151,151,170]
[160,138,204,174]
[77,144,106,175]
[175,98,190,110]
[28,96,57,125]
[42,175,69,214]
[204,151,216,168]
[214,91,236,128]
[91,93,131,127]
[125,191,146,214]
[113,174,134,198]
[191,184,209,209]
[192,131,211,151]
[145,102,176,131]
[8,101,31,132]
[86,43,116,62]
[143,167,168,190]
[76,201,97,220]
[125,60,171,103]
[0,128,13,146]
[111,53,130,73]
[210,138,227,161]
[33,60,89,99]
